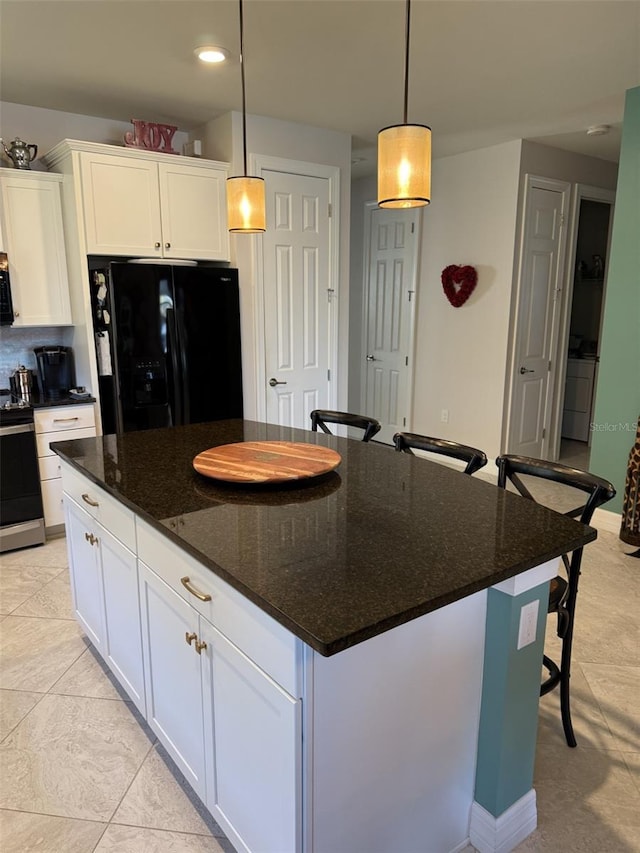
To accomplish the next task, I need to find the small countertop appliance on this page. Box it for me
[34,345,75,401]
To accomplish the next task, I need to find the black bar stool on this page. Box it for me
[495,454,616,747]
[310,410,381,442]
[393,432,488,475]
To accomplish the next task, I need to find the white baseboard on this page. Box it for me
[450,839,473,853]
[469,790,537,853]
[591,507,621,535]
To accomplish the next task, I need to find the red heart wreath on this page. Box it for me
[441,265,478,308]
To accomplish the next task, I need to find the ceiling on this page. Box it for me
[1,0,638,176]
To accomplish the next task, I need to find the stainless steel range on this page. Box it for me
[0,388,46,552]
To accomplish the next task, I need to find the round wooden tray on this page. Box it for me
[193,440,342,484]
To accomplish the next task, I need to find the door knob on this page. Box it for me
[185,632,197,646]
[366,355,377,362]
[519,366,535,375]
[269,378,287,387]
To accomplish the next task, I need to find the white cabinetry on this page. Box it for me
[0,169,71,325]
[137,519,301,852]
[34,404,96,528]
[562,358,596,442]
[138,562,210,799]
[49,141,230,261]
[201,620,300,853]
[61,462,145,715]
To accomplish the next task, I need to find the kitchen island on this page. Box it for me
[53,419,596,853]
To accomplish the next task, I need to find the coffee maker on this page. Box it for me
[34,346,75,400]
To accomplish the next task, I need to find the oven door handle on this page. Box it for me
[0,422,34,436]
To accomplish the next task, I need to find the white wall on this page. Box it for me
[199,111,352,420]
[0,101,189,169]
[519,141,618,189]
[348,175,376,412]
[411,140,523,459]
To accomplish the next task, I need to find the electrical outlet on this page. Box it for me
[517,600,539,650]
[441,409,449,423]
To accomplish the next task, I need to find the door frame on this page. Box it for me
[359,200,422,433]
[251,154,340,423]
[547,183,616,459]
[504,174,572,458]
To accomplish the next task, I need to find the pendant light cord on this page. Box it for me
[239,0,248,176]
[403,0,411,124]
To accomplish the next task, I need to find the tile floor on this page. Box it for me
[559,438,591,471]
[0,505,638,852]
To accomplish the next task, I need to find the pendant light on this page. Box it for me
[226,0,266,233]
[377,0,431,209]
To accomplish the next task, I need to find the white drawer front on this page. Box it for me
[565,359,596,380]
[37,427,96,457]
[137,518,299,697]
[35,404,96,434]
[39,455,62,481]
[60,462,136,552]
[41,478,65,527]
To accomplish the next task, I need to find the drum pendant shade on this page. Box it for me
[377,0,431,209]
[226,0,266,233]
[378,124,431,208]
[227,176,266,233]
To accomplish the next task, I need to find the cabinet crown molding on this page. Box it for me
[43,138,229,171]
[0,167,64,184]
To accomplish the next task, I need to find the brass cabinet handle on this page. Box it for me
[195,638,207,654]
[84,531,98,546]
[185,631,197,646]
[180,576,212,602]
[82,493,99,507]
[165,242,171,249]
[53,417,79,423]
[154,241,161,248]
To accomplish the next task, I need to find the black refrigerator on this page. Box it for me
[90,260,243,434]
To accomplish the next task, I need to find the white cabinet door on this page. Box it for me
[0,170,71,325]
[202,621,301,853]
[100,527,146,716]
[41,477,65,528]
[65,498,105,651]
[80,152,162,256]
[157,162,229,261]
[138,561,207,799]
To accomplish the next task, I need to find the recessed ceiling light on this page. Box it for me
[195,45,229,64]
[586,124,611,136]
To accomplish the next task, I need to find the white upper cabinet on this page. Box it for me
[0,169,72,325]
[80,153,162,257]
[157,161,229,261]
[64,143,230,261]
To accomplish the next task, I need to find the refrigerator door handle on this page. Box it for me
[165,307,182,426]
[176,303,190,425]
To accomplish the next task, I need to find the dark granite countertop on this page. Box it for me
[51,419,596,656]
[0,388,96,409]
[32,393,96,408]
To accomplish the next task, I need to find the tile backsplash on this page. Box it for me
[0,326,65,386]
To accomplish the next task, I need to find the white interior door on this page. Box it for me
[262,170,332,429]
[363,207,419,445]
[508,178,570,457]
